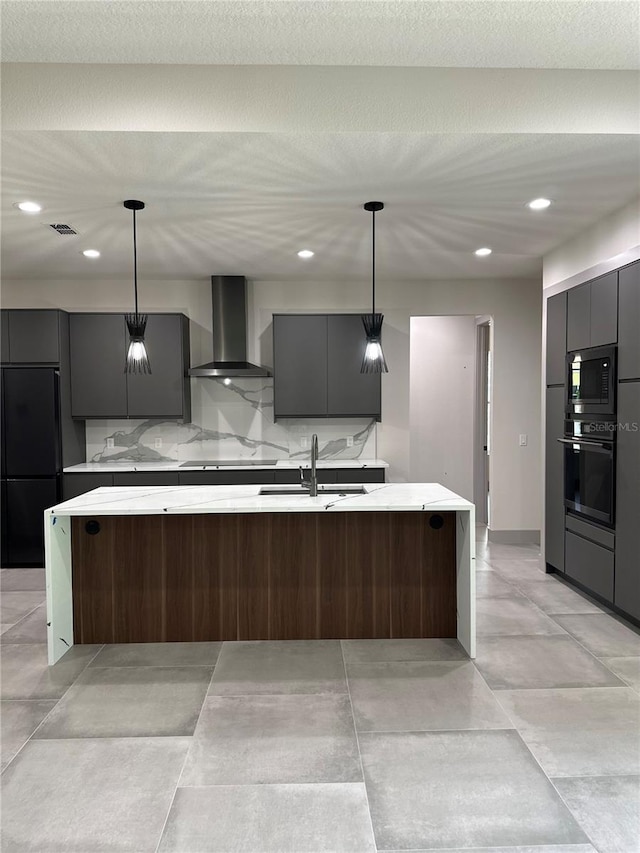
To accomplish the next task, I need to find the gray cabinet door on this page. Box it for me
[545,386,565,572]
[546,292,567,386]
[1,311,9,363]
[70,314,127,418]
[112,472,180,487]
[63,473,114,500]
[327,315,381,417]
[8,310,60,363]
[126,315,190,419]
[178,470,275,486]
[565,531,614,603]
[615,381,640,621]
[618,262,640,380]
[567,283,590,352]
[273,315,328,418]
[589,271,618,347]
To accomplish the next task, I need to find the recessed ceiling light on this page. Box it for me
[16,201,42,213]
[223,378,231,386]
[527,197,552,210]
[475,247,492,257]
[297,249,314,259]
[82,249,101,258]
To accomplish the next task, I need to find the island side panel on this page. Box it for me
[45,513,74,665]
[456,507,476,658]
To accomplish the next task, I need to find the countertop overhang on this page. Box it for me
[48,482,473,517]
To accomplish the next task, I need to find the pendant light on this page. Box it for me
[361,201,388,373]
[123,199,151,374]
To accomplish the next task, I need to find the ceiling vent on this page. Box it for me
[48,223,78,235]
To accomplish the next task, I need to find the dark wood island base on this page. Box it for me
[71,511,457,644]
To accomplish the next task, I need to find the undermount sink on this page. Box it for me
[259,485,367,496]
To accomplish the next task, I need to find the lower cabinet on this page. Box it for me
[113,472,179,487]
[178,471,276,486]
[63,467,386,499]
[565,530,614,603]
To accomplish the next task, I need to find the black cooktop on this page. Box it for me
[179,459,278,467]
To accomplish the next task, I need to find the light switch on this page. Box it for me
[519,434,528,446]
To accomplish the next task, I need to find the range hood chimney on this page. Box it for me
[189,276,271,378]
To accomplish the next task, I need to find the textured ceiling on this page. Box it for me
[2,131,639,281]
[2,0,639,70]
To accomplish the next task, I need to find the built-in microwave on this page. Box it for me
[566,344,616,416]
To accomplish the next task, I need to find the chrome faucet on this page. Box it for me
[300,433,319,496]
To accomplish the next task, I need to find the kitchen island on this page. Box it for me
[44,483,475,664]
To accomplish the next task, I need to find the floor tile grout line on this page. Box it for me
[339,639,378,852]
[0,642,106,775]
[152,646,223,853]
[0,600,47,633]
[470,629,601,852]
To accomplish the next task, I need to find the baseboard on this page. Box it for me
[487,529,541,545]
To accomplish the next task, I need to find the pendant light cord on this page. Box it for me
[132,208,139,318]
[371,208,376,317]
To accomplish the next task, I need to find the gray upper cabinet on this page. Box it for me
[273,315,328,418]
[545,292,567,386]
[5,310,60,364]
[618,261,640,380]
[273,313,381,420]
[567,283,590,351]
[614,381,640,622]
[327,315,381,416]
[567,272,618,352]
[126,314,190,419]
[1,311,9,363]
[589,271,618,347]
[70,313,191,420]
[545,386,565,572]
[70,314,128,418]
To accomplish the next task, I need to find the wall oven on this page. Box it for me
[559,417,616,527]
[566,344,616,416]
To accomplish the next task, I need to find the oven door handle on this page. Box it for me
[557,437,613,453]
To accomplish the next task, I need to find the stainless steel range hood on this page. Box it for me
[189,276,271,378]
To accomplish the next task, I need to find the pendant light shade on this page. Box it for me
[123,199,151,374]
[361,201,388,374]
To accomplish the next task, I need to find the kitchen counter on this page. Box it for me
[45,483,475,664]
[48,482,471,516]
[63,458,389,473]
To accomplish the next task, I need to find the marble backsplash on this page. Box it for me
[86,378,377,463]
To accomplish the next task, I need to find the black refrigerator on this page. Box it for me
[1,367,61,566]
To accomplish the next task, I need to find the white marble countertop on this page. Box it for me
[48,482,473,516]
[63,458,389,473]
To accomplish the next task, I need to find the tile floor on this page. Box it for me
[1,531,640,852]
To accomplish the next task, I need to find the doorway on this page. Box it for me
[409,315,492,522]
[474,320,492,525]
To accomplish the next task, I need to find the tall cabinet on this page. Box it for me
[615,261,640,621]
[545,259,640,624]
[545,292,567,572]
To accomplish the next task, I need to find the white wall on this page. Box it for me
[1,274,542,533]
[543,196,640,291]
[409,316,476,503]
